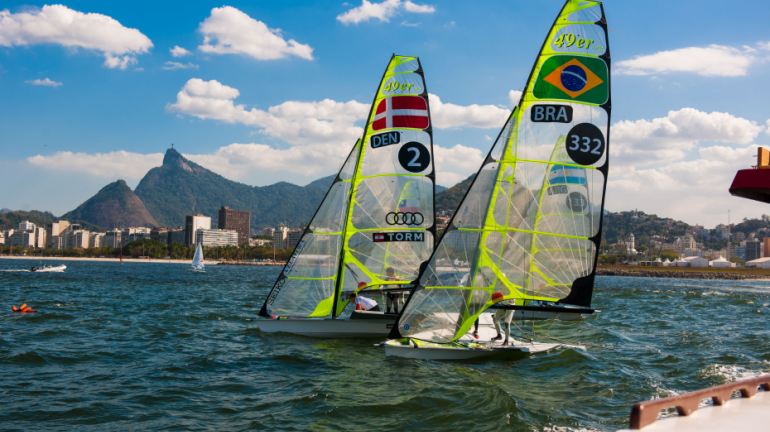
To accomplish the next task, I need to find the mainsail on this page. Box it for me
[259,55,435,319]
[390,0,611,343]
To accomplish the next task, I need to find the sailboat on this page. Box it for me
[191,243,205,272]
[382,0,611,359]
[253,55,436,338]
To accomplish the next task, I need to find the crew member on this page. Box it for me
[348,292,380,312]
[491,293,513,345]
[382,267,400,314]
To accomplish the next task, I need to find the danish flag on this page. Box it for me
[372,96,429,131]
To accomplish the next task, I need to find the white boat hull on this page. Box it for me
[253,311,397,338]
[511,308,593,321]
[383,340,581,360]
[31,265,66,273]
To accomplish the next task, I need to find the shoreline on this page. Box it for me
[597,267,770,280]
[0,256,286,266]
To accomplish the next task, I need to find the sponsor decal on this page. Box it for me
[372,96,429,131]
[381,76,424,95]
[533,55,608,105]
[373,232,425,242]
[552,32,605,53]
[403,323,410,330]
[266,277,287,305]
[386,212,424,225]
[371,131,401,149]
[565,123,605,165]
[530,104,573,123]
[283,238,306,276]
[398,141,430,172]
[547,185,569,195]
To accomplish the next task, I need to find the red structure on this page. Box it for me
[729,147,770,204]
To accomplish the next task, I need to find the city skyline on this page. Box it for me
[1,0,769,227]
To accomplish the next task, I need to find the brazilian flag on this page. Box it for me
[533,55,608,105]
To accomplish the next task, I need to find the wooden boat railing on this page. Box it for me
[629,374,770,429]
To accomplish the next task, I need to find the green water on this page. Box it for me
[1,259,769,431]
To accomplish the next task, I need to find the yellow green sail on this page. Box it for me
[391,0,611,343]
[260,55,436,319]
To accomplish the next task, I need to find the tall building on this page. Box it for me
[745,240,761,262]
[272,227,288,250]
[765,237,770,259]
[218,206,250,246]
[33,226,46,248]
[185,214,211,245]
[196,229,239,247]
[121,227,151,246]
[46,220,70,248]
[18,220,36,231]
[89,233,105,248]
[151,227,171,245]
[169,229,185,245]
[286,229,303,249]
[262,227,275,236]
[11,230,35,248]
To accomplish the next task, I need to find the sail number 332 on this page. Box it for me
[566,123,604,165]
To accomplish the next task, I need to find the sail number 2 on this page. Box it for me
[553,34,604,52]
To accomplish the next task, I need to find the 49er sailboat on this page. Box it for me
[383,0,611,359]
[254,55,436,338]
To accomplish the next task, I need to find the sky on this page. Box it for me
[1,0,769,228]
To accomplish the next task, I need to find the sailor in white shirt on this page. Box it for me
[348,292,380,312]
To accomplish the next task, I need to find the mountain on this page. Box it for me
[435,174,475,213]
[0,210,103,232]
[134,148,334,229]
[435,184,448,194]
[63,180,159,229]
[0,208,12,214]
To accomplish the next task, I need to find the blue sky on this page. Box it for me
[1,0,769,227]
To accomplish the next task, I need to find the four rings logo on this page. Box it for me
[386,212,424,225]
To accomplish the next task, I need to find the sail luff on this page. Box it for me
[390,0,611,342]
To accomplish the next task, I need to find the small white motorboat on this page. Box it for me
[30,265,66,273]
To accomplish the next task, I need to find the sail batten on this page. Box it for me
[391,0,610,343]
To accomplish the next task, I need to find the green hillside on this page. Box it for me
[62,180,158,229]
[435,174,475,213]
[134,148,334,230]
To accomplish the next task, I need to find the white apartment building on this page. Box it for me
[102,230,122,248]
[18,220,36,231]
[46,221,70,248]
[11,230,35,248]
[89,233,105,248]
[186,214,212,245]
[195,229,238,247]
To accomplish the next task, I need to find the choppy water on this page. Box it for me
[1,259,769,431]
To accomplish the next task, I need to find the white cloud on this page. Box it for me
[162,61,199,70]
[197,6,313,60]
[759,41,770,50]
[400,21,420,27]
[615,44,758,77]
[27,150,163,179]
[611,108,765,168]
[444,21,455,28]
[170,45,191,57]
[484,135,492,141]
[166,78,367,145]
[428,93,509,129]
[103,53,137,70]
[337,0,435,25]
[434,144,483,183]
[508,90,522,107]
[0,5,152,69]
[25,78,62,87]
[606,145,762,227]
[167,79,507,148]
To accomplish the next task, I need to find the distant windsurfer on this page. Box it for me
[383,267,400,314]
[348,292,380,312]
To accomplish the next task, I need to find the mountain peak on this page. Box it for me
[63,179,159,228]
[162,148,206,174]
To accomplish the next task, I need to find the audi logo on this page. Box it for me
[386,212,424,225]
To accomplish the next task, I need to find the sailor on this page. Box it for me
[382,267,400,314]
[490,293,514,345]
[348,292,380,312]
